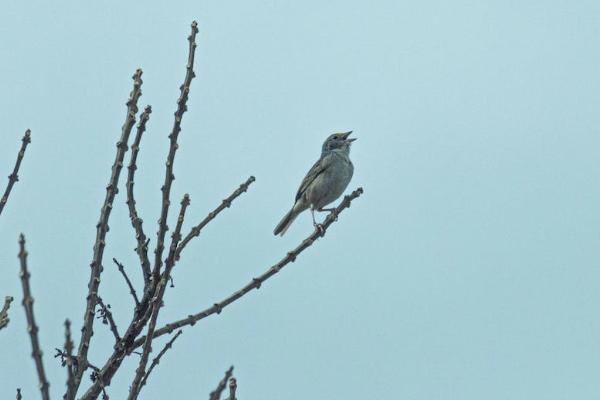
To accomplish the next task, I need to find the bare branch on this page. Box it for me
[139,330,182,389]
[152,21,199,283]
[78,23,201,400]
[0,295,14,331]
[209,366,234,400]
[129,195,190,400]
[64,319,76,399]
[72,68,144,397]
[127,105,153,283]
[0,130,31,218]
[96,297,121,343]
[80,176,254,399]
[19,234,50,400]
[131,187,364,348]
[112,258,140,307]
[228,377,237,400]
[175,176,256,260]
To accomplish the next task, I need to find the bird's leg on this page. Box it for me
[317,207,338,221]
[317,207,336,212]
[311,209,325,235]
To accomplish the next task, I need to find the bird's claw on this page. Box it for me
[313,223,325,236]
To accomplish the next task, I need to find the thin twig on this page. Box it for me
[64,319,76,399]
[19,234,50,400]
[152,21,199,283]
[129,195,190,400]
[0,130,31,217]
[175,176,256,260]
[112,258,140,307]
[139,330,183,389]
[228,377,237,400]
[0,295,14,331]
[71,68,144,397]
[127,105,153,283]
[96,297,121,343]
[209,366,234,400]
[130,188,364,348]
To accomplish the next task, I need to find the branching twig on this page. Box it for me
[175,176,256,260]
[112,258,140,308]
[129,195,190,400]
[96,297,121,343]
[228,377,237,400]
[139,330,182,389]
[131,188,364,348]
[72,68,144,397]
[79,24,201,400]
[152,21,199,283]
[0,295,14,331]
[64,319,76,399]
[0,130,31,218]
[127,105,153,283]
[209,366,234,400]
[19,234,50,400]
[80,176,254,399]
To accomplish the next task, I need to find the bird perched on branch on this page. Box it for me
[274,131,356,236]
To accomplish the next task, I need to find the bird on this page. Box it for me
[274,131,356,236]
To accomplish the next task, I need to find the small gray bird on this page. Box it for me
[274,131,356,236]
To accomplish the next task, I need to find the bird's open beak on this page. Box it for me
[342,131,356,142]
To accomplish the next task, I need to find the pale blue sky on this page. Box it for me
[1,1,599,399]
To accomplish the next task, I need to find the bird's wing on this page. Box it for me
[295,155,331,202]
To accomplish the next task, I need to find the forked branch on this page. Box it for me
[209,366,234,400]
[78,23,202,400]
[79,175,255,400]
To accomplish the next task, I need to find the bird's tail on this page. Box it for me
[273,207,300,236]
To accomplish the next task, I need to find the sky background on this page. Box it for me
[1,1,599,399]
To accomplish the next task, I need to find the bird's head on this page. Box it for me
[321,131,356,154]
